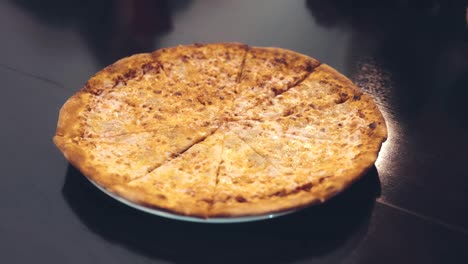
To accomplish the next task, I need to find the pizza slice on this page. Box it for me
[230,47,320,116]
[225,115,386,205]
[153,43,248,114]
[56,53,166,138]
[280,93,387,142]
[56,90,219,139]
[229,89,387,154]
[53,125,217,187]
[235,64,363,120]
[210,131,300,216]
[56,53,220,138]
[112,132,225,217]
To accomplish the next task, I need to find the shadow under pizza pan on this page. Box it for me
[62,164,381,263]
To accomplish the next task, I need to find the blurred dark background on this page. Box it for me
[12,0,192,67]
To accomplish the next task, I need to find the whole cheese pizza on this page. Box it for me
[54,43,387,218]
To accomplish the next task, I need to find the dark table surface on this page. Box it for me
[1,0,468,263]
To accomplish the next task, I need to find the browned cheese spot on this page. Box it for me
[235,196,248,203]
[357,110,365,118]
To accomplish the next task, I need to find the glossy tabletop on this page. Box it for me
[1,0,468,263]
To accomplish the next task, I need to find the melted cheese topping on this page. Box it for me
[55,44,387,217]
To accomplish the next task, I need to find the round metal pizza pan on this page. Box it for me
[88,179,297,224]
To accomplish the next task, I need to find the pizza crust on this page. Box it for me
[55,92,94,138]
[54,136,128,187]
[54,43,387,218]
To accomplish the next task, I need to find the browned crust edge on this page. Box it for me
[111,184,213,218]
[53,136,130,187]
[247,46,321,70]
[152,42,249,54]
[55,92,93,138]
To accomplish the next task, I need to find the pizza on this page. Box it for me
[54,43,387,218]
